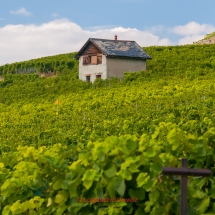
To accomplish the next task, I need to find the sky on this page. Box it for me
[0,0,215,66]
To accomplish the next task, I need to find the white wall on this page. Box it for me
[78,55,147,82]
[106,58,146,78]
[79,54,107,82]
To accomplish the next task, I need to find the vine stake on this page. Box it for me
[162,158,211,215]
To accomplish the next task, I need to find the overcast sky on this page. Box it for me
[0,0,215,65]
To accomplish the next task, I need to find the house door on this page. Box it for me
[86,76,91,82]
[96,75,101,79]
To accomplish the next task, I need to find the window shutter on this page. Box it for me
[83,56,88,65]
[87,56,90,64]
[91,56,97,64]
[97,55,102,64]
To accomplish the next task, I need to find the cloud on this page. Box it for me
[172,21,215,36]
[10,8,32,16]
[145,25,169,35]
[84,25,120,31]
[171,21,215,45]
[0,19,172,65]
[178,34,205,45]
[1,19,213,65]
[51,13,59,18]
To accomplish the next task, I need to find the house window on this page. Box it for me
[96,75,101,79]
[97,55,102,64]
[83,55,102,65]
[91,56,97,64]
[86,75,91,82]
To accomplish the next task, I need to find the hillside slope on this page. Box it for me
[1,44,215,145]
[195,32,215,44]
[1,43,215,77]
[0,44,215,214]
[0,52,78,77]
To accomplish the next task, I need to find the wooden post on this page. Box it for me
[162,158,211,215]
[181,159,188,215]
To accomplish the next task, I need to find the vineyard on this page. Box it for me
[0,44,215,214]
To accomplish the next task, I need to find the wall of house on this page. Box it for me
[106,58,146,78]
[79,54,107,82]
[79,56,147,82]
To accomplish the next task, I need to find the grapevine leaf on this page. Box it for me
[2,206,11,215]
[193,190,206,199]
[104,166,116,178]
[47,197,52,207]
[82,170,96,189]
[136,173,150,188]
[56,205,67,215]
[82,170,96,181]
[126,138,137,152]
[118,169,132,180]
[95,181,104,199]
[114,177,125,196]
[53,179,64,190]
[10,200,27,214]
[142,179,154,192]
[55,190,69,205]
[198,197,210,214]
[149,190,160,204]
[150,163,162,173]
[129,188,145,200]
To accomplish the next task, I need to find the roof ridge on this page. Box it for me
[90,38,135,42]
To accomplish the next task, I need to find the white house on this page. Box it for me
[76,36,152,82]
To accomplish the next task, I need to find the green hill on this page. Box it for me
[0,44,215,214]
[0,52,78,77]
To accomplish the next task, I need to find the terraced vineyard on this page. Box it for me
[0,44,215,214]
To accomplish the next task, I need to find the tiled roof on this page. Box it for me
[77,38,152,59]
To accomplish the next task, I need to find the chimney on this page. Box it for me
[114,35,117,40]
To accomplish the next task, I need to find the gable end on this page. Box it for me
[81,42,102,56]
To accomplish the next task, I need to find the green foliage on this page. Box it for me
[0,52,78,76]
[0,44,215,214]
[0,131,214,214]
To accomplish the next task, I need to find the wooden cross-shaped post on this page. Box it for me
[162,158,211,215]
